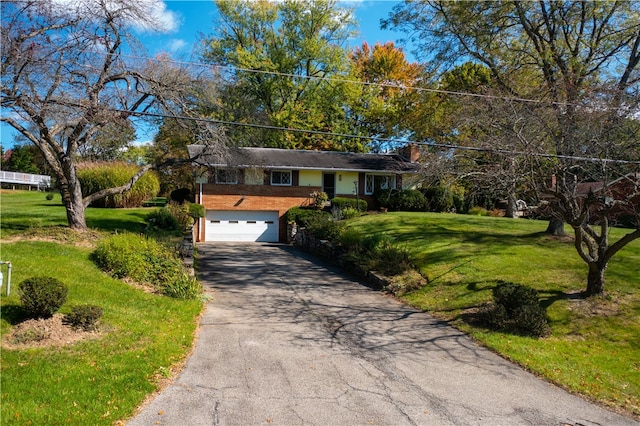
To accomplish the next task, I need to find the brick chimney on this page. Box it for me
[399,143,420,162]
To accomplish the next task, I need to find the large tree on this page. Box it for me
[200,0,360,151]
[385,1,640,295]
[1,0,225,231]
[348,41,423,152]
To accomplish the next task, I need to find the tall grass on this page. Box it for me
[77,162,160,208]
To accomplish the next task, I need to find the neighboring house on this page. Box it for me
[188,144,421,243]
[577,173,640,223]
[544,173,640,224]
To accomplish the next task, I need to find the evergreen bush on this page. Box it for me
[331,197,367,212]
[170,187,191,204]
[189,203,205,219]
[64,304,103,331]
[285,207,331,227]
[375,189,427,212]
[18,276,68,319]
[487,282,549,337]
[146,208,180,232]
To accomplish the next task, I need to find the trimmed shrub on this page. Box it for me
[18,276,68,319]
[170,188,192,204]
[331,197,367,212]
[487,282,549,337]
[421,184,467,213]
[375,189,427,212]
[45,193,54,201]
[146,202,197,232]
[64,304,103,331]
[146,208,180,232]
[286,207,332,227]
[77,162,160,208]
[189,203,205,219]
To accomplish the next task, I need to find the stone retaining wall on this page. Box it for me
[289,225,390,291]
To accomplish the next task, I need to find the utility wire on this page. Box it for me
[117,108,640,165]
[98,51,574,106]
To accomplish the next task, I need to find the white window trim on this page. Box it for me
[215,168,238,184]
[364,173,396,195]
[270,170,292,186]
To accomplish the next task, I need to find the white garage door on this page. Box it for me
[206,210,279,242]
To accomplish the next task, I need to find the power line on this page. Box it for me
[101,52,567,107]
[117,108,640,165]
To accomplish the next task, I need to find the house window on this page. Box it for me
[271,170,292,186]
[365,174,396,195]
[215,168,238,184]
[245,168,264,185]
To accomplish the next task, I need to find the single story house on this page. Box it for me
[187,144,421,243]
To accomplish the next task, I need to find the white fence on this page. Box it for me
[0,171,51,189]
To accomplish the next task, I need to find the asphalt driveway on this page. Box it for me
[128,243,635,425]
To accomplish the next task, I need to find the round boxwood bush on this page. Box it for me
[18,276,68,319]
[487,282,549,337]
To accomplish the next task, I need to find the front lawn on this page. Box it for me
[0,190,149,236]
[348,212,640,417]
[0,191,203,425]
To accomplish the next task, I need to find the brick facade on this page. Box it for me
[197,183,322,242]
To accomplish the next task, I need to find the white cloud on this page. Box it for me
[47,0,181,33]
[168,39,188,52]
[134,1,181,33]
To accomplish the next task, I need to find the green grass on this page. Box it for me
[0,191,203,425]
[0,190,151,236]
[348,212,640,417]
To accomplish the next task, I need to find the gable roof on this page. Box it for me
[187,145,420,174]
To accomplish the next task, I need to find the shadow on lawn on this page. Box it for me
[0,304,30,325]
[86,212,148,233]
[446,283,582,333]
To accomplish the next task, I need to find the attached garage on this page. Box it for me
[205,210,279,242]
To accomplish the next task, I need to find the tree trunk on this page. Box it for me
[60,157,88,232]
[545,218,566,236]
[505,194,517,218]
[585,263,607,296]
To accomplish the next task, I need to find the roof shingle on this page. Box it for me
[188,145,420,173]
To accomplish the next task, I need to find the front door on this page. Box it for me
[323,173,336,200]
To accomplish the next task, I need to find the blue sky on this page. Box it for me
[142,1,409,58]
[1,1,410,148]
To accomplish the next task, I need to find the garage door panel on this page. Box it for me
[206,211,279,242]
